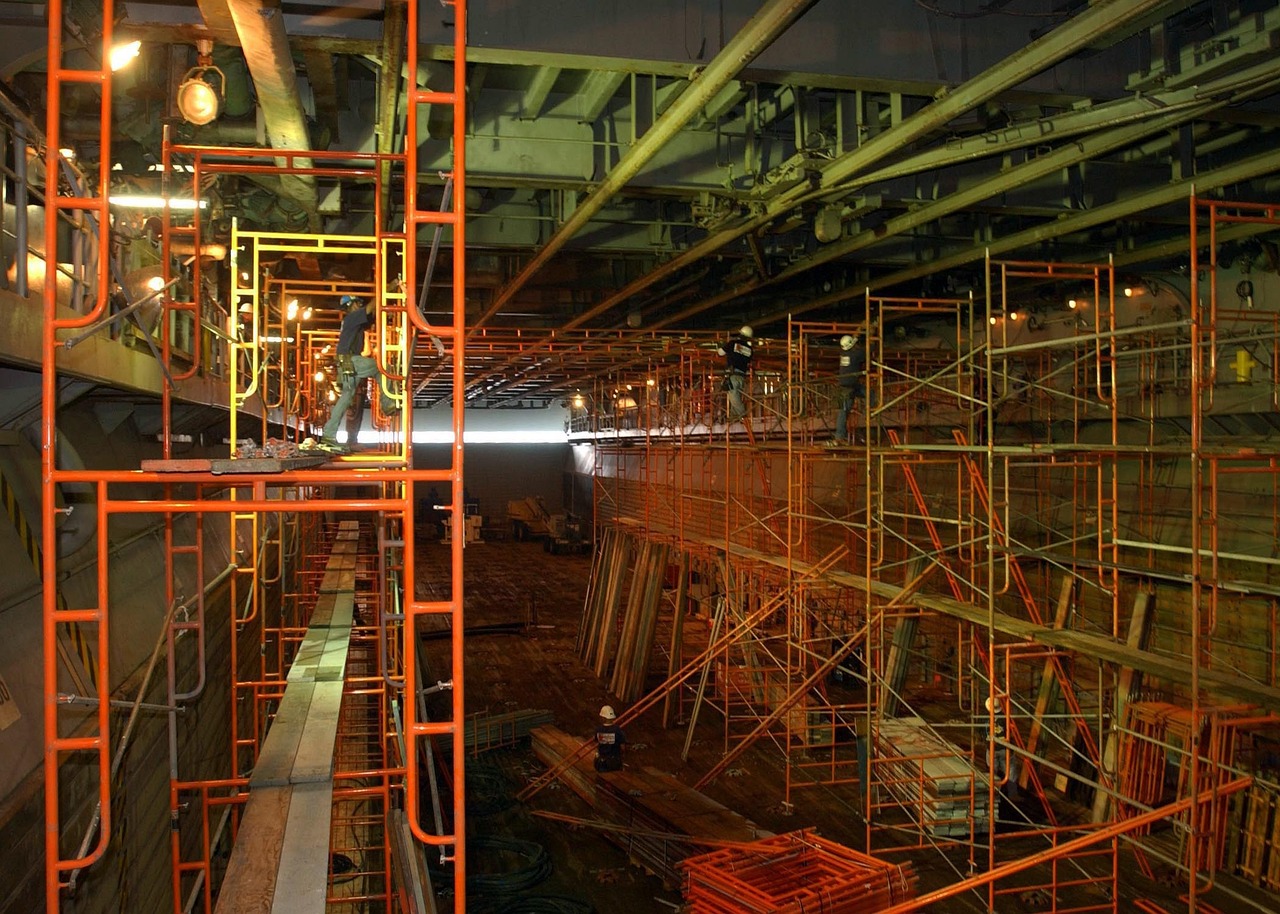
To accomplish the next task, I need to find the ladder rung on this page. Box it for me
[414,90,456,105]
[410,211,458,226]
[53,735,102,751]
[53,608,99,624]
[55,68,106,84]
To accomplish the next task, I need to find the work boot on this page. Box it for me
[316,436,349,454]
[823,437,847,448]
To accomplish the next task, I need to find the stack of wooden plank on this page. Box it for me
[577,531,673,702]
[679,830,917,913]
[530,725,769,887]
[875,717,992,837]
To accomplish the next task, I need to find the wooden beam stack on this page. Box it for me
[530,725,768,887]
[875,717,992,838]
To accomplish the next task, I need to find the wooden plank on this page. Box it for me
[270,781,333,914]
[291,681,343,784]
[1092,591,1154,823]
[251,685,314,788]
[1019,576,1074,790]
[663,553,690,728]
[879,614,918,718]
[214,786,292,914]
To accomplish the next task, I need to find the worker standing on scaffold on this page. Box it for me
[717,325,754,422]
[319,295,394,453]
[826,333,866,447]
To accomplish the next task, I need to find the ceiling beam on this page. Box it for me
[377,0,407,227]
[224,0,318,227]
[465,0,820,339]
[520,65,561,120]
[537,0,1186,342]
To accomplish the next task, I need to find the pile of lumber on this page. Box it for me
[875,717,992,837]
[437,708,555,754]
[577,530,672,702]
[531,725,768,887]
[679,829,917,913]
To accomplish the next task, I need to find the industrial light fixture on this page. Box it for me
[145,274,166,292]
[108,40,141,72]
[314,370,325,382]
[571,393,585,409]
[286,299,299,321]
[176,42,224,126]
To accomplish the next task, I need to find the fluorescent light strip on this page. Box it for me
[110,194,207,210]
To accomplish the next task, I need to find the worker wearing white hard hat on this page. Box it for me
[826,332,866,447]
[716,325,755,422]
[594,704,625,772]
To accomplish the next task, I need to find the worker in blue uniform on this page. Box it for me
[319,295,395,451]
[717,325,754,421]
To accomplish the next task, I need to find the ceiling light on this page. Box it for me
[1067,298,1078,310]
[572,393,585,409]
[302,307,313,320]
[988,316,997,325]
[108,40,141,72]
[110,194,207,210]
[175,66,224,126]
[286,299,299,320]
[1123,286,1134,298]
[314,370,325,382]
[1008,310,1019,321]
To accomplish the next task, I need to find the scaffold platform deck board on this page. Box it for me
[217,525,357,912]
[140,456,331,474]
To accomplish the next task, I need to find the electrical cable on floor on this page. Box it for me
[430,836,552,894]
[466,763,515,817]
[485,896,594,914]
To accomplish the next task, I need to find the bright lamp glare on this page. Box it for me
[110,194,207,210]
[286,300,299,320]
[146,275,166,292]
[1067,299,1079,310]
[109,40,141,72]
[176,74,221,126]
[314,370,325,382]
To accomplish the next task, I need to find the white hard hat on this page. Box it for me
[840,334,856,350]
[740,325,754,339]
[599,705,616,720]
[984,696,1003,714]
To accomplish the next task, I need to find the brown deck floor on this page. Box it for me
[414,539,1249,914]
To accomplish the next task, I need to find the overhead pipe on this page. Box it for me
[468,0,821,335]
[535,0,1187,339]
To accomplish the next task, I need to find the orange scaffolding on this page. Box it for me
[41,1,472,911]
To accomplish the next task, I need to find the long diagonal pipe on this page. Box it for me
[468,0,821,335]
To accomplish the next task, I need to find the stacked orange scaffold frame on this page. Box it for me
[679,829,917,913]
